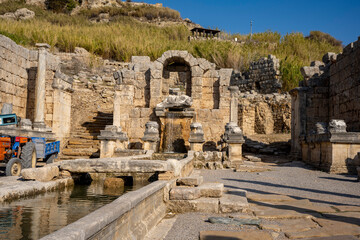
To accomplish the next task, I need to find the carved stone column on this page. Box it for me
[98,85,128,158]
[224,86,244,167]
[189,122,205,151]
[228,86,239,123]
[142,121,160,152]
[33,43,51,132]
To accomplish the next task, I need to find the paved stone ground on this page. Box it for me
[157,157,360,240]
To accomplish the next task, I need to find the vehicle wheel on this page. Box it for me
[46,153,57,164]
[21,142,36,169]
[6,158,23,176]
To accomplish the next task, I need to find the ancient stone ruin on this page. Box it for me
[291,37,360,173]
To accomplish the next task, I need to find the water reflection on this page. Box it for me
[0,181,145,240]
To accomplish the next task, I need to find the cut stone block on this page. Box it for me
[247,193,296,202]
[260,218,318,233]
[176,176,203,187]
[286,218,360,239]
[220,189,249,213]
[302,236,359,240]
[21,166,59,182]
[168,198,219,213]
[170,187,201,200]
[198,182,224,198]
[104,177,124,189]
[245,155,262,162]
[200,230,273,240]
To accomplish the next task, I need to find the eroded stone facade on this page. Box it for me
[291,37,360,173]
[0,34,73,145]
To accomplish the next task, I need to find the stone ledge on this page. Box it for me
[42,180,168,240]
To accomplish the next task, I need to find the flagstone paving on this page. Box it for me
[151,157,360,240]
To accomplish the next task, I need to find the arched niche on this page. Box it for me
[162,56,192,97]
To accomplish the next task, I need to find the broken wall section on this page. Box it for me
[238,92,291,135]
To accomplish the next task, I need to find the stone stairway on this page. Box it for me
[60,112,113,160]
[168,171,249,213]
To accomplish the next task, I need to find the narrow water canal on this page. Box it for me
[0,181,146,240]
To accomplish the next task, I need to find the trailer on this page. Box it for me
[0,114,60,176]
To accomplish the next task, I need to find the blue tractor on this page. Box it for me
[0,114,60,176]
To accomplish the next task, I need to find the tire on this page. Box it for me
[6,158,23,176]
[46,153,57,164]
[21,142,37,169]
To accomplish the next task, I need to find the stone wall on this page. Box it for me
[238,92,291,135]
[291,37,360,173]
[329,42,360,132]
[42,181,169,240]
[115,51,232,148]
[0,34,73,145]
[233,55,281,94]
[0,34,33,118]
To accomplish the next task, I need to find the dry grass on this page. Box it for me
[0,1,342,91]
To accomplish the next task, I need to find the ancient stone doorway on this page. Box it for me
[162,57,191,97]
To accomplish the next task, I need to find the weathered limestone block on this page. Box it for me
[191,66,203,77]
[316,122,328,134]
[168,198,219,213]
[329,119,347,133]
[170,187,201,200]
[131,56,150,63]
[219,189,249,213]
[59,159,168,173]
[198,182,224,198]
[322,52,337,64]
[176,176,203,187]
[104,177,125,188]
[255,102,274,134]
[142,121,160,151]
[156,95,192,109]
[21,166,59,182]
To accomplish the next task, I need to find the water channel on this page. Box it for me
[0,181,147,240]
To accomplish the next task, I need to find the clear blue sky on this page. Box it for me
[141,0,360,45]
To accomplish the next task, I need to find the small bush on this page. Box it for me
[306,31,342,47]
[45,0,78,13]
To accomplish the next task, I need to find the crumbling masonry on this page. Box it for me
[291,37,360,173]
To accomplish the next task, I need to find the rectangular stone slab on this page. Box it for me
[176,176,203,186]
[200,230,273,240]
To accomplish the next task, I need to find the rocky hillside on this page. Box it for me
[0,0,342,91]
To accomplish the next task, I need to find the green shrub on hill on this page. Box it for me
[0,1,342,91]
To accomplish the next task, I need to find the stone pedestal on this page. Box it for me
[223,122,245,167]
[34,43,51,132]
[189,122,205,152]
[142,121,160,152]
[98,125,128,158]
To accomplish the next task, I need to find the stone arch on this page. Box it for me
[154,51,199,98]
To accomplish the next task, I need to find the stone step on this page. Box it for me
[66,145,99,149]
[170,187,200,200]
[59,156,91,160]
[220,189,249,213]
[62,148,99,156]
[72,135,98,140]
[177,176,203,187]
[168,198,219,213]
[68,140,98,145]
[198,183,224,198]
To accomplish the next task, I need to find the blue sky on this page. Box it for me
[141,0,360,45]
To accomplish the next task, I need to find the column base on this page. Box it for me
[189,142,204,152]
[33,121,52,132]
[143,141,159,152]
[98,125,128,158]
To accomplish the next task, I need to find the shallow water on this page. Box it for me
[0,182,146,240]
